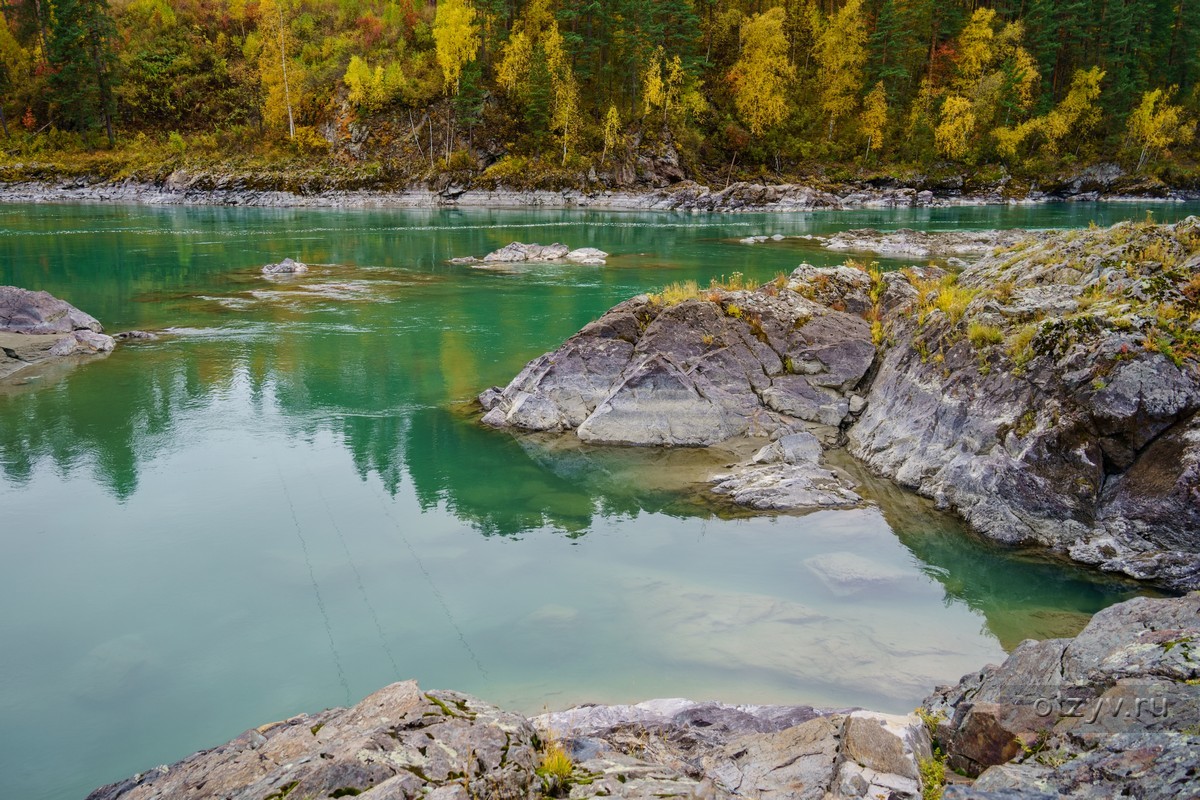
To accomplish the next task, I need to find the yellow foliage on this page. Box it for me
[935,95,975,160]
[955,8,997,85]
[643,48,687,120]
[860,81,888,158]
[601,103,622,164]
[994,67,1103,160]
[814,0,867,135]
[538,740,573,782]
[1127,87,1196,170]
[433,0,480,94]
[727,8,795,136]
[496,30,531,93]
[344,56,405,111]
[256,0,303,136]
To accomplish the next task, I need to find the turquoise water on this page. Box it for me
[0,201,1189,800]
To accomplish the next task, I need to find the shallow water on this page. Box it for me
[0,201,1189,800]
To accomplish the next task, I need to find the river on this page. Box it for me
[0,201,1192,800]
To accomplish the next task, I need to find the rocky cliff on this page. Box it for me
[86,592,1199,800]
[480,219,1200,590]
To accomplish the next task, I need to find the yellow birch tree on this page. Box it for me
[727,8,795,137]
[813,0,866,140]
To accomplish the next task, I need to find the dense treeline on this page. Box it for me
[1,0,1199,183]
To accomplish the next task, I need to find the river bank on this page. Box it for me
[4,170,1200,211]
[85,592,1200,800]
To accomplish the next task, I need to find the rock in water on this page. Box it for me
[565,247,609,265]
[48,330,116,356]
[456,242,609,265]
[480,218,1200,588]
[1,286,114,378]
[261,257,308,275]
[848,217,1200,590]
[0,285,103,334]
[483,242,571,263]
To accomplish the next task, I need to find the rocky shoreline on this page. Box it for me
[480,219,1200,591]
[85,592,1199,800]
[3,169,1200,211]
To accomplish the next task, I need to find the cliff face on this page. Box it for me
[849,218,1200,591]
[480,219,1200,590]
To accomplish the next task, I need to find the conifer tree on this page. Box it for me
[45,0,118,144]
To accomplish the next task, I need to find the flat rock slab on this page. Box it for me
[712,462,863,510]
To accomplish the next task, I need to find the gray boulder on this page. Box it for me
[712,462,862,510]
[459,242,609,265]
[480,275,876,453]
[0,285,103,334]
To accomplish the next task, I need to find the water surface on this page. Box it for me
[1,201,1188,800]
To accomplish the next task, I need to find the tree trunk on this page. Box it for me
[0,104,8,138]
[278,4,295,139]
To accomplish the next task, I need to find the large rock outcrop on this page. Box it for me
[481,218,1200,589]
[478,269,877,510]
[848,218,1200,590]
[0,286,115,379]
[478,269,877,446]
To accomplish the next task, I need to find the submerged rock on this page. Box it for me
[47,329,116,356]
[712,461,862,510]
[261,257,308,274]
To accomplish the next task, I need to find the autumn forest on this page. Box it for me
[2,0,1199,187]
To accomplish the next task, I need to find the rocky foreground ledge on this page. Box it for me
[87,593,1199,800]
[480,218,1200,590]
[0,286,117,379]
